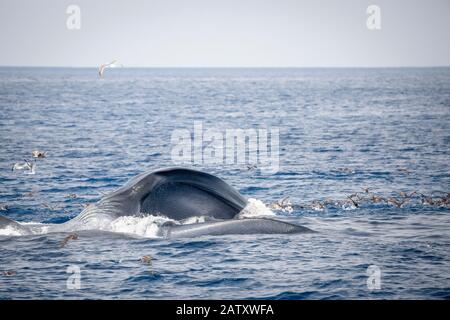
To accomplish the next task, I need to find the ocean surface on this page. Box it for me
[0,67,449,299]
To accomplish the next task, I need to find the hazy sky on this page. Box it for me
[0,0,449,67]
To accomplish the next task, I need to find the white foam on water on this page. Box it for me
[0,225,25,236]
[0,216,172,238]
[342,203,357,211]
[104,214,210,238]
[180,216,207,225]
[105,215,172,238]
[0,221,52,236]
[238,198,275,218]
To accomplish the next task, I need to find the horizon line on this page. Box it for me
[1,65,450,69]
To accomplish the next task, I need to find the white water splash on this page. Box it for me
[0,225,25,236]
[106,215,172,238]
[238,198,275,218]
[180,216,208,225]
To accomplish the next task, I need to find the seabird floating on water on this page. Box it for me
[11,159,35,174]
[32,150,46,158]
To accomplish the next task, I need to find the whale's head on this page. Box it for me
[79,168,248,221]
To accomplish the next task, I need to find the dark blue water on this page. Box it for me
[0,67,449,299]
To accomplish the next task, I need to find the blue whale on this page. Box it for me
[0,168,313,238]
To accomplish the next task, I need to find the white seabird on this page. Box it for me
[98,60,119,78]
[12,159,36,174]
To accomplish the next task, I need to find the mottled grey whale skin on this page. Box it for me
[158,218,314,239]
[0,168,314,237]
